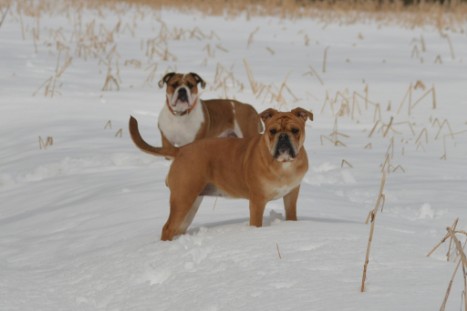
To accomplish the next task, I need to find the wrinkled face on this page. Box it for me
[264,114,305,162]
[159,73,205,114]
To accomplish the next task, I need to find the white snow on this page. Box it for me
[1,3,467,310]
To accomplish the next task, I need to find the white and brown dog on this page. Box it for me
[129,107,313,241]
[157,72,261,152]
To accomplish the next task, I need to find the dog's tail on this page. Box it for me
[129,116,179,159]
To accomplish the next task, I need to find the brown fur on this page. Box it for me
[129,107,313,241]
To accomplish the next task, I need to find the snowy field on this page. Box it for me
[1,3,467,310]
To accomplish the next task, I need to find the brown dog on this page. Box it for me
[129,107,313,241]
[157,72,261,153]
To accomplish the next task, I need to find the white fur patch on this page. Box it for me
[231,101,243,138]
[158,99,205,147]
[271,184,296,200]
[261,166,303,201]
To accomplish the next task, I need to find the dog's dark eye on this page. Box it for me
[269,128,277,135]
[291,128,300,135]
[172,82,179,88]
[187,82,194,88]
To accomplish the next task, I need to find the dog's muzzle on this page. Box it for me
[274,133,296,161]
[177,88,188,103]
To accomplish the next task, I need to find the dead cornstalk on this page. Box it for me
[0,6,9,29]
[428,219,467,311]
[361,170,387,292]
[322,46,329,73]
[276,243,282,259]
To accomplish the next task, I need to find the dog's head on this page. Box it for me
[158,72,206,115]
[259,107,313,162]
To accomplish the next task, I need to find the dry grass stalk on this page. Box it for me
[361,169,387,292]
[247,27,260,48]
[18,10,25,40]
[145,63,158,85]
[441,33,456,60]
[104,120,112,129]
[39,136,54,150]
[341,159,353,168]
[440,135,448,160]
[382,116,394,138]
[243,59,260,95]
[393,121,415,136]
[391,165,405,173]
[320,91,333,114]
[437,128,467,160]
[396,83,413,115]
[434,119,454,140]
[434,54,443,64]
[102,73,120,91]
[373,103,382,122]
[427,218,460,260]
[368,120,382,138]
[322,46,329,73]
[101,46,121,91]
[411,44,420,59]
[212,63,244,96]
[203,43,215,58]
[216,44,228,53]
[95,0,467,31]
[33,50,73,97]
[385,137,395,160]
[364,143,372,150]
[124,59,142,69]
[335,91,351,117]
[440,256,464,311]
[369,117,400,139]
[415,128,428,145]
[303,65,324,86]
[447,219,460,262]
[428,220,467,311]
[420,34,426,52]
[0,5,9,29]
[115,128,123,138]
[276,243,282,259]
[414,80,426,90]
[410,85,437,112]
[321,117,349,147]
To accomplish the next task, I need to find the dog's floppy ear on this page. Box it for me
[291,107,313,122]
[259,108,279,123]
[189,72,206,89]
[158,72,176,88]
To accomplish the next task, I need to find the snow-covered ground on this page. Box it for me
[1,3,466,310]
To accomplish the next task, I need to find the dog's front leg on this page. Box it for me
[283,186,300,221]
[249,197,267,227]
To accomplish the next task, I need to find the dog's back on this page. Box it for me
[203,99,262,139]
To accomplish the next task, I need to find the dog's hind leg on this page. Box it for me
[161,194,203,241]
[180,196,203,233]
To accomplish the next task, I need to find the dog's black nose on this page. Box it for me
[278,133,288,141]
[177,88,188,102]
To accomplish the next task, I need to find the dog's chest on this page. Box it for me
[158,105,205,147]
[262,164,304,200]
